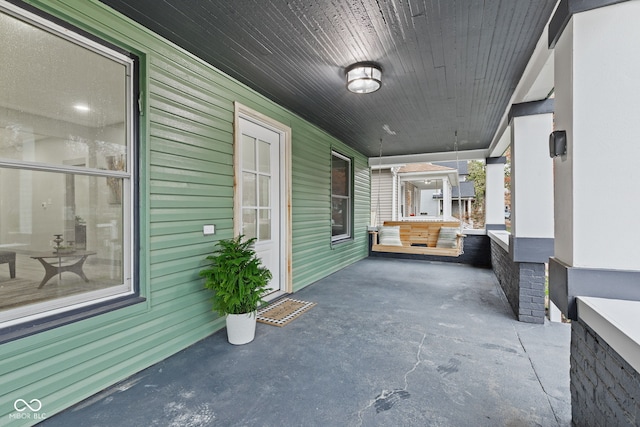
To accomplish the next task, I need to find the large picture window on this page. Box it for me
[0,3,136,327]
[331,151,352,242]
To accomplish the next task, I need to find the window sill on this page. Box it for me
[0,295,146,345]
[331,237,354,246]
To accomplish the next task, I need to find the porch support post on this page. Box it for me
[484,157,506,230]
[391,167,399,221]
[549,0,640,321]
[549,2,640,425]
[505,100,555,323]
[509,99,554,262]
[442,177,452,219]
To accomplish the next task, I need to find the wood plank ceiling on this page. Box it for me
[98,0,557,158]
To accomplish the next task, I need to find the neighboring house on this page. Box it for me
[0,1,369,420]
[371,162,474,224]
[433,161,470,180]
[432,181,476,221]
[431,161,475,221]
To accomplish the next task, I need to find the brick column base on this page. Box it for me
[490,240,546,323]
[571,320,640,425]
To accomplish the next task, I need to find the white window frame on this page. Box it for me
[331,150,352,243]
[0,2,137,328]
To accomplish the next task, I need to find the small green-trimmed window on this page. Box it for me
[0,2,137,330]
[331,151,352,242]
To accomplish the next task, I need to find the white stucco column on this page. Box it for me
[485,157,506,230]
[549,1,640,319]
[442,177,452,218]
[391,167,399,221]
[509,100,555,263]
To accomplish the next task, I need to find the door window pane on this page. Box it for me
[242,172,256,206]
[242,135,256,170]
[258,139,270,173]
[242,208,257,240]
[259,175,270,207]
[259,209,271,241]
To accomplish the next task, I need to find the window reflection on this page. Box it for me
[0,7,133,324]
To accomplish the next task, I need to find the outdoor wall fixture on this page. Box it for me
[549,130,567,158]
[346,63,382,94]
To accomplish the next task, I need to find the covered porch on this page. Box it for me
[42,258,570,426]
[2,1,639,425]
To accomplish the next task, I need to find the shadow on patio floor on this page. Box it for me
[41,258,571,427]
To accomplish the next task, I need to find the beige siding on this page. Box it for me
[371,169,394,224]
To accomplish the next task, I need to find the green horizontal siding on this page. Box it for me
[291,140,370,290]
[0,0,370,424]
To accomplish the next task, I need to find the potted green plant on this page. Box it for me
[200,235,272,345]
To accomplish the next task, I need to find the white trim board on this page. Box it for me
[577,297,640,373]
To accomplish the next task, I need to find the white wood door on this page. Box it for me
[238,117,281,294]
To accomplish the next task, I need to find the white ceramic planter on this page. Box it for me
[226,312,257,345]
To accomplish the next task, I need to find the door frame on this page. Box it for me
[233,102,292,296]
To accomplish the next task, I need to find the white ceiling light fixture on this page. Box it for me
[346,63,382,94]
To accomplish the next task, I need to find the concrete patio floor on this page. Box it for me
[41,258,571,427]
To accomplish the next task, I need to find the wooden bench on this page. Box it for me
[371,221,465,257]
